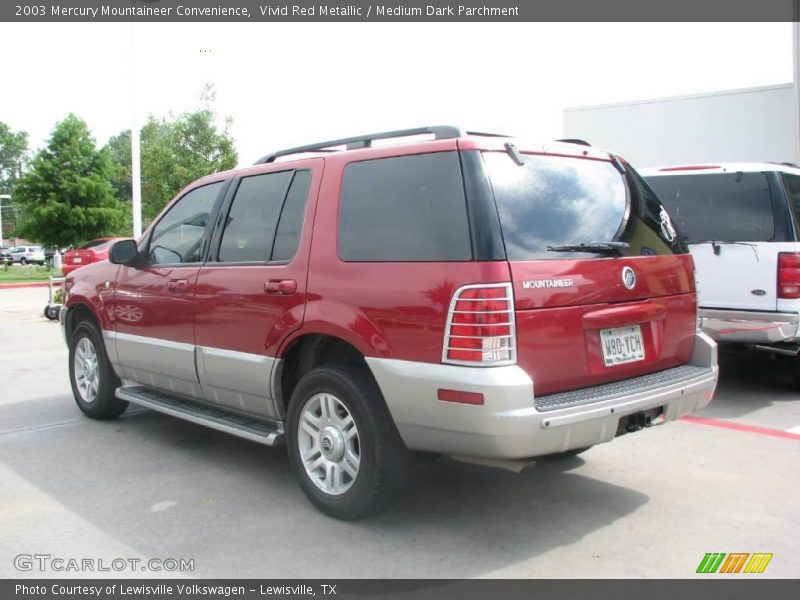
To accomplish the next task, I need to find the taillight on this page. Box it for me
[778,252,800,299]
[443,283,516,366]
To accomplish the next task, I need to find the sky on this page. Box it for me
[0,22,795,166]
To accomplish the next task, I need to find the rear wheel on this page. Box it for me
[286,364,410,519]
[68,321,128,419]
[19,257,27,265]
[791,354,800,390]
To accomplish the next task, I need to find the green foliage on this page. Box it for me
[106,84,238,226]
[0,122,29,241]
[13,114,126,247]
[0,121,28,195]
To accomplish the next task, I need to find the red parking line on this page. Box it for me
[0,282,53,289]
[681,415,800,441]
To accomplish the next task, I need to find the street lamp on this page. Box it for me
[0,194,10,247]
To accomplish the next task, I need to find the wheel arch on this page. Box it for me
[273,333,378,418]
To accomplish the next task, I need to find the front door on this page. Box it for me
[193,160,321,418]
[111,180,227,398]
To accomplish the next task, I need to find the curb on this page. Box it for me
[0,281,61,290]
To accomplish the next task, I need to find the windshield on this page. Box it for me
[645,172,774,243]
[483,152,687,260]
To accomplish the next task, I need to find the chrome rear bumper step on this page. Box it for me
[534,364,714,413]
[116,385,284,446]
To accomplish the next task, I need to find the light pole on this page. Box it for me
[130,23,142,239]
[0,194,10,247]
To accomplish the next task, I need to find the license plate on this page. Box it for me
[600,325,645,366]
[73,257,82,263]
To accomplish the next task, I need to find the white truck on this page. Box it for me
[643,162,800,384]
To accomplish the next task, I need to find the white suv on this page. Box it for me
[643,163,800,381]
[10,245,46,265]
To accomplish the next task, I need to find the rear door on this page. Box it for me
[481,150,695,395]
[192,159,321,419]
[646,170,788,311]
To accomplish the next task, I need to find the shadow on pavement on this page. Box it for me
[0,399,648,578]
[696,350,799,420]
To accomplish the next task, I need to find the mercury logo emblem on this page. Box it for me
[622,266,636,290]
[321,436,333,453]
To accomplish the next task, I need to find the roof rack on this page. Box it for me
[254,126,509,164]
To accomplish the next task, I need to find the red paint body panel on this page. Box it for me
[63,260,119,330]
[510,255,696,394]
[111,266,199,344]
[515,294,696,395]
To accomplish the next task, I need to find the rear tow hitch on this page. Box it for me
[618,407,664,435]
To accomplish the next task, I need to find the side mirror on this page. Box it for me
[109,239,140,266]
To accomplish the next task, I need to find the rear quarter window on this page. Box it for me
[338,152,471,262]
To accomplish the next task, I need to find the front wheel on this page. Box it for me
[68,321,128,419]
[286,365,410,519]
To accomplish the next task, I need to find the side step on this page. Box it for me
[116,385,284,446]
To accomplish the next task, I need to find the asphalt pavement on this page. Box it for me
[1,286,798,578]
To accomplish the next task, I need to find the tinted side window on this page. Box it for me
[272,170,311,262]
[218,171,293,263]
[339,152,471,262]
[148,182,223,265]
[784,174,800,229]
[646,172,774,243]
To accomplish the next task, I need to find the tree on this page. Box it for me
[0,122,28,195]
[13,114,126,247]
[0,122,28,241]
[107,84,238,225]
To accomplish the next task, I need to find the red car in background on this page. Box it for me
[62,238,126,275]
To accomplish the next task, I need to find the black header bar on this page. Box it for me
[2,0,800,22]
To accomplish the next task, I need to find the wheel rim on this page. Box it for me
[298,393,360,496]
[74,336,100,404]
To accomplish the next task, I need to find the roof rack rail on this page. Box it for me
[256,125,467,164]
[555,138,591,147]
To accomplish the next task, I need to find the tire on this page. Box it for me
[791,355,800,390]
[44,305,59,320]
[68,320,128,419]
[286,364,411,519]
[20,257,27,265]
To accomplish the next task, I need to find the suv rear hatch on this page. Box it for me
[479,146,696,396]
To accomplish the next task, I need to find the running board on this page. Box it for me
[116,385,284,446]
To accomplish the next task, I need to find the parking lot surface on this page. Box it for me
[1,286,798,578]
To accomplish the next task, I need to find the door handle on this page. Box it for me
[264,279,297,295]
[167,279,189,292]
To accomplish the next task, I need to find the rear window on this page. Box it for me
[339,152,471,262]
[646,172,774,243]
[483,152,684,260]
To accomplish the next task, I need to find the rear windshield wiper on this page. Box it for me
[694,240,759,260]
[546,241,630,256]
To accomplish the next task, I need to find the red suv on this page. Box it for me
[60,127,718,518]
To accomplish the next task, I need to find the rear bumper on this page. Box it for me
[700,308,799,344]
[367,332,718,460]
